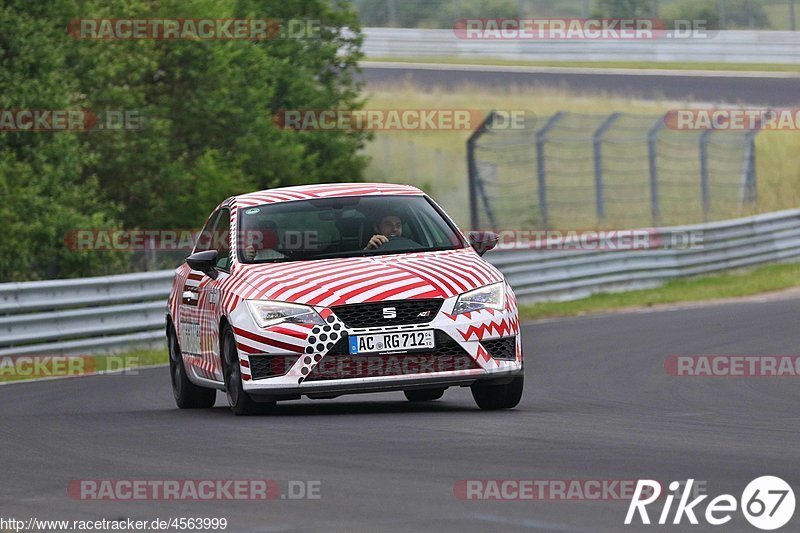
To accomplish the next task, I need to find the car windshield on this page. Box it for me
[237,195,466,263]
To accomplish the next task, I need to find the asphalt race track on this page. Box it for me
[361,63,800,107]
[2,295,799,532]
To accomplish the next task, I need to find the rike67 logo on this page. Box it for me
[626,477,795,530]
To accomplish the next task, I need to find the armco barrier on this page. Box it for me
[492,209,800,301]
[1,209,799,356]
[0,271,173,357]
[362,28,800,64]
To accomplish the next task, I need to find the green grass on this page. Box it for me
[0,348,168,383]
[366,56,800,73]
[519,261,800,320]
[765,0,796,31]
[362,81,800,229]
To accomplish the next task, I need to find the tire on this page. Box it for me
[471,376,524,410]
[167,324,216,409]
[221,325,275,416]
[404,388,445,402]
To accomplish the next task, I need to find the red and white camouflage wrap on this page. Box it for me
[167,183,523,393]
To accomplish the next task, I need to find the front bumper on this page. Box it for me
[229,293,523,396]
[249,367,524,401]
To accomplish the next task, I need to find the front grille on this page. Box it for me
[331,299,443,328]
[249,354,299,380]
[481,336,517,360]
[305,331,479,381]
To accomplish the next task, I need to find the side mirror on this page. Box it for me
[468,231,499,256]
[186,250,219,280]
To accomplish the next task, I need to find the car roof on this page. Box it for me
[234,183,424,208]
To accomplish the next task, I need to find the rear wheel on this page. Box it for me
[471,376,524,410]
[167,325,216,409]
[404,388,445,402]
[221,325,275,416]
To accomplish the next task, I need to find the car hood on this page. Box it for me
[231,248,503,308]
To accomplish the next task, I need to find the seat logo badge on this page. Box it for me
[383,307,397,319]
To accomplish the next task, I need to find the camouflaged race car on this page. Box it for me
[166,183,523,415]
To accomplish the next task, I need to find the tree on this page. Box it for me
[69,0,368,229]
[0,0,127,281]
[0,0,367,280]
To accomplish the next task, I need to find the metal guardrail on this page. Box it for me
[0,271,173,356]
[362,28,800,64]
[491,209,800,301]
[2,209,799,356]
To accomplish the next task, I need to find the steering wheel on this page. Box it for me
[376,236,421,251]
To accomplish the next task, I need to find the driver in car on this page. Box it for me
[364,214,404,250]
[242,220,281,261]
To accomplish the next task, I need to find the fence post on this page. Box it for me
[699,129,712,221]
[746,131,758,204]
[536,112,565,229]
[740,123,761,207]
[593,112,622,223]
[475,162,498,229]
[647,117,665,226]
[466,111,497,229]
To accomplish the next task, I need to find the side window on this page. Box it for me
[214,208,232,270]
[194,210,221,253]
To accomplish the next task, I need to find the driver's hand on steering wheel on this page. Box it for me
[364,234,389,250]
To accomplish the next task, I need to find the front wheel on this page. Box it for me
[471,376,524,410]
[167,325,216,409]
[221,325,275,416]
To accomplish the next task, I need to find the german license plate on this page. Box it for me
[349,330,435,355]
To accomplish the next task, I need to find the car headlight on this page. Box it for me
[453,282,506,315]
[245,300,325,329]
